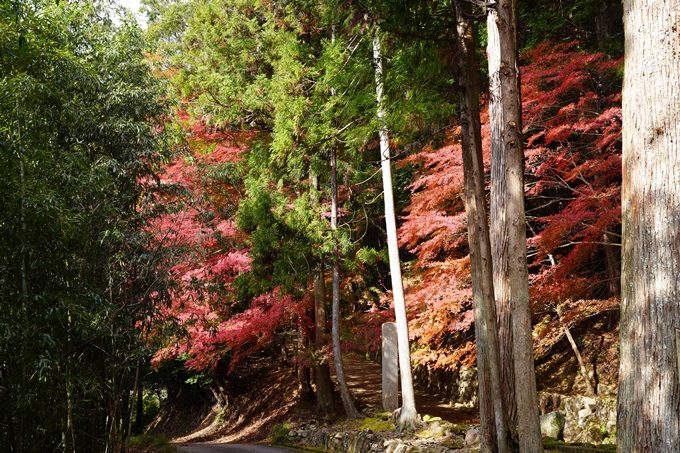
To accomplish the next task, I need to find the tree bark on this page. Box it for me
[372,30,419,431]
[488,3,542,452]
[603,232,621,297]
[453,4,509,452]
[125,359,141,448]
[330,147,361,419]
[563,324,595,396]
[314,264,335,414]
[297,323,315,402]
[618,1,680,451]
[134,381,144,434]
[487,8,517,431]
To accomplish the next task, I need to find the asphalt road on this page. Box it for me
[174,443,299,453]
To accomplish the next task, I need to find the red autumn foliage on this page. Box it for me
[389,42,622,372]
[148,113,310,372]
[522,42,623,306]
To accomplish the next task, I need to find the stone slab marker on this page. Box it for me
[382,322,399,412]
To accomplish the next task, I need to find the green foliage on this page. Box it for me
[0,0,172,450]
[129,434,177,452]
[519,0,623,52]
[269,423,291,444]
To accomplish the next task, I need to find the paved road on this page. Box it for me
[174,443,298,453]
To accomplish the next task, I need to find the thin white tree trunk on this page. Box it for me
[372,31,419,431]
[330,147,361,419]
[618,1,680,451]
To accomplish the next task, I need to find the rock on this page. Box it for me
[464,427,480,447]
[597,383,617,396]
[540,411,566,440]
[578,421,605,445]
[577,407,592,428]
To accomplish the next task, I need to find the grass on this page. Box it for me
[269,423,291,444]
[128,434,177,453]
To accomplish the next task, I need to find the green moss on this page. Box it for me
[421,415,442,423]
[542,437,567,449]
[447,424,470,435]
[358,417,395,432]
[128,435,176,453]
[270,423,291,444]
[542,439,618,452]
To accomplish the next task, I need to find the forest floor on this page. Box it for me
[148,308,621,452]
[150,352,478,446]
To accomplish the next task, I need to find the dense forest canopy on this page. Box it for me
[3,0,655,450]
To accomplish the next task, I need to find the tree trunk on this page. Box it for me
[594,4,613,47]
[124,359,141,449]
[617,1,680,451]
[372,30,419,431]
[453,5,509,452]
[134,381,144,434]
[330,147,361,419]
[487,9,517,431]
[314,264,335,414]
[563,324,595,396]
[488,3,542,452]
[298,321,315,402]
[603,232,621,297]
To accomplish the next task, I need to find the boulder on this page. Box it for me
[540,411,566,440]
[464,427,480,447]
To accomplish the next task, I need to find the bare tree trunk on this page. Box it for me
[603,232,621,297]
[487,9,517,430]
[488,3,542,452]
[298,322,315,402]
[594,4,613,47]
[563,324,595,396]
[314,264,335,414]
[330,147,361,419]
[372,30,419,431]
[454,4,509,452]
[134,380,144,434]
[124,359,141,449]
[617,1,680,451]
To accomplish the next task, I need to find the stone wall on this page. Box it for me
[412,365,478,409]
[289,419,474,453]
[412,365,618,445]
[539,392,617,445]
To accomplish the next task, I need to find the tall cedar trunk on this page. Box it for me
[617,1,680,451]
[330,147,361,419]
[488,3,542,452]
[487,9,516,430]
[453,5,508,452]
[372,31,419,431]
[314,265,335,414]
